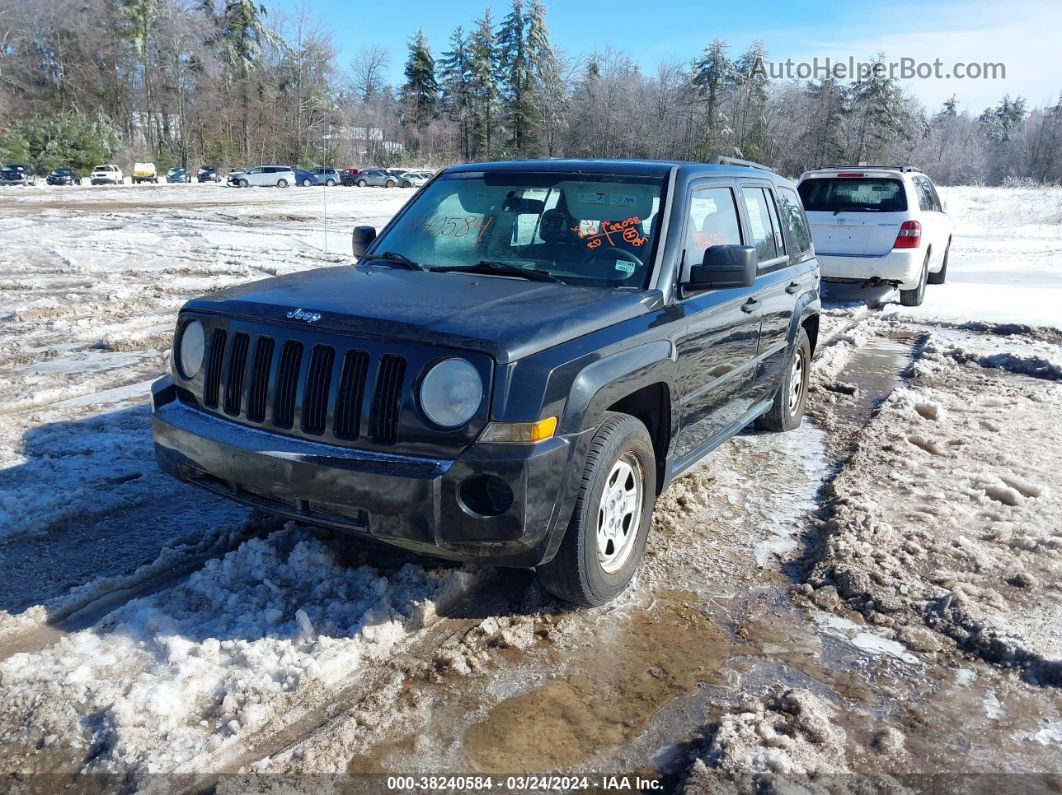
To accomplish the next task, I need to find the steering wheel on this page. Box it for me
[587,246,644,284]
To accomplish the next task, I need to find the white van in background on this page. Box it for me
[796,167,952,306]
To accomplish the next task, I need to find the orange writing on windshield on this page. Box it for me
[570,217,648,250]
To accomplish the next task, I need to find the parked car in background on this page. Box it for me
[166,167,191,183]
[310,167,341,186]
[1,164,37,185]
[46,168,82,186]
[339,169,359,187]
[392,169,429,188]
[91,164,123,185]
[797,166,952,307]
[197,166,220,183]
[133,162,158,184]
[354,168,397,188]
[228,165,295,188]
[293,168,320,187]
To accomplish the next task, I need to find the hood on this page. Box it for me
[181,265,660,363]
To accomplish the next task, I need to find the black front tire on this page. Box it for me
[536,412,656,607]
[899,252,929,306]
[927,242,949,285]
[756,327,811,432]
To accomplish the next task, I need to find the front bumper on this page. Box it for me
[150,377,579,566]
[817,249,923,290]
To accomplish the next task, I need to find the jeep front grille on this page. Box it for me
[272,340,303,430]
[246,337,274,422]
[301,345,335,435]
[333,350,369,439]
[197,326,411,446]
[224,332,250,415]
[203,328,227,408]
[369,354,406,444]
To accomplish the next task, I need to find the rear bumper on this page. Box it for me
[817,249,923,289]
[150,377,579,566]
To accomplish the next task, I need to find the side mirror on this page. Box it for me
[685,245,757,292]
[351,225,377,257]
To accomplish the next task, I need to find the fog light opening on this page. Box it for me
[459,475,514,517]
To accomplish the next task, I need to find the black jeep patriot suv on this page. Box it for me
[152,158,821,605]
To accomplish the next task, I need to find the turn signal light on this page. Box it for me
[480,416,558,443]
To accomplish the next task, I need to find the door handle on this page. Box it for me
[785,281,800,294]
[741,297,758,313]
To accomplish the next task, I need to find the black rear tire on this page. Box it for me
[899,252,929,306]
[357,179,367,187]
[755,327,811,432]
[927,242,949,285]
[536,412,656,607]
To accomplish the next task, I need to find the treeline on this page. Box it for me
[1,0,1060,184]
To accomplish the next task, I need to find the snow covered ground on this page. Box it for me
[0,183,1059,788]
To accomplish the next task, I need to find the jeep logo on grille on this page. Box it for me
[286,308,321,323]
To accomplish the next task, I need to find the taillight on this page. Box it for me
[836,171,864,178]
[893,220,921,249]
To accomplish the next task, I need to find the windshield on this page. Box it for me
[369,171,667,288]
[798,178,907,212]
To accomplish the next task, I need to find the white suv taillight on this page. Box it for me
[893,220,922,249]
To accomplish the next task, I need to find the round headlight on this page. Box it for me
[178,319,205,379]
[419,358,483,428]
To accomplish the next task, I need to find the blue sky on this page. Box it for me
[272,0,1061,111]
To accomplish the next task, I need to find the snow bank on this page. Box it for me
[806,332,1062,682]
[0,526,473,781]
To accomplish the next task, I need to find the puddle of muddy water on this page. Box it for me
[461,591,732,773]
[825,335,915,431]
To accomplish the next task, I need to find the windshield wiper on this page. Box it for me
[432,261,562,283]
[368,251,427,271]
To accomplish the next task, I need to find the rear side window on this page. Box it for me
[913,177,942,212]
[742,187,780,262]
[777,187,813,254]
[684,186,742,266]
[797,178,908,212]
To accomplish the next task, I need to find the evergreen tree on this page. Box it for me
[440,27,474,159]
[217,0,274,159]
[468,9,499,159]
[691,38,731,158]
[401,28,438,128]
[496,0,529,153]
[848,53,908,162]
[801,75,847,168]
[526,0,562,156]
[729,41,769,160]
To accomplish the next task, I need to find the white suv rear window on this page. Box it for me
[798,178,907,213]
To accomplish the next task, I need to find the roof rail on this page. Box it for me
[707,155,774,172]
[811,164,924,173]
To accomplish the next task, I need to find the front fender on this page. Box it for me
[563,340,678,435]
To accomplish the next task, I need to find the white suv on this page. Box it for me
[796,167,951,306]
[230,165,294,188]
[90,164,124,185]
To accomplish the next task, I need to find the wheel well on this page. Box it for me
[605,382,671,493]
[801,314,820,356]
